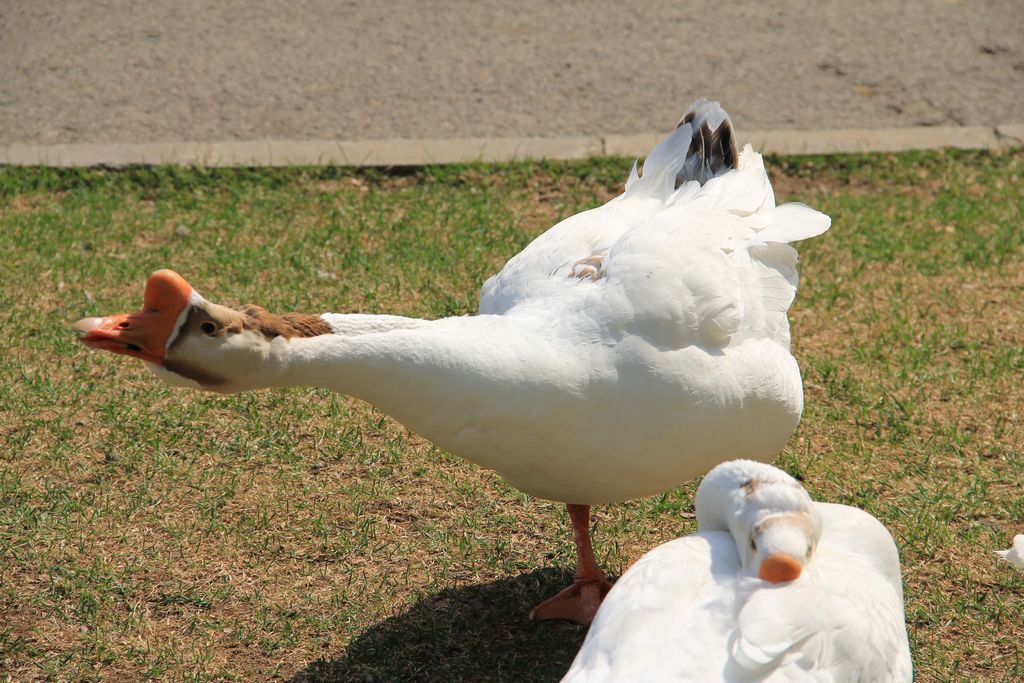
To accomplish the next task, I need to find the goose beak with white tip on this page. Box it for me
[73,269,193,366]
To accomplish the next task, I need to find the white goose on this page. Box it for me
[74,100,830,624]
[562,460,913,682]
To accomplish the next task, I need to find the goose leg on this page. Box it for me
[530,503,612,625]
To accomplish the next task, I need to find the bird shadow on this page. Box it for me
[289,569,589,683]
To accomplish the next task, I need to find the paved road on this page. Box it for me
[1,0,1022,146]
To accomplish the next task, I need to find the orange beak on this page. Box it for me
[758,553,803,583]
[74,269,193,365]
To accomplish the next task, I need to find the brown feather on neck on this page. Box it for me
[235,305,333,339]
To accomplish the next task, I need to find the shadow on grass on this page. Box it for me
[290,569,589,682]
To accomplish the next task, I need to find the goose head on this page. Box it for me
[695,459,821,583]
[74,269,332,393]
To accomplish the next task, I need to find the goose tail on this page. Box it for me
[675,98,738,187]
[623,99,738,200]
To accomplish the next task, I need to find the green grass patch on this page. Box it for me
[1,149,1022,681]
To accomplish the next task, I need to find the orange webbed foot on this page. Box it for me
[529,577,612,625]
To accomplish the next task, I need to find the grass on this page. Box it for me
[1,148,1022,681]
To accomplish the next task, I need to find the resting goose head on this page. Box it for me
[695,459,822,583]
[74,269,332,393]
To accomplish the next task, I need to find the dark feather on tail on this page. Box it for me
[675,99,738,187]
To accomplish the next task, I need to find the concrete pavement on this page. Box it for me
[1,1,1022,164]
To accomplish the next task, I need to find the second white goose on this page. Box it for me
[562,460,913,682]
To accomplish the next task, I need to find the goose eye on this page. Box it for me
[750,537,757,551]
[200,321,218,335]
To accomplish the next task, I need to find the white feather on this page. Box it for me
[996,534,1024,570]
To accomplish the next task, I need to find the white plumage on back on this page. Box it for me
[480,121,829,358]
